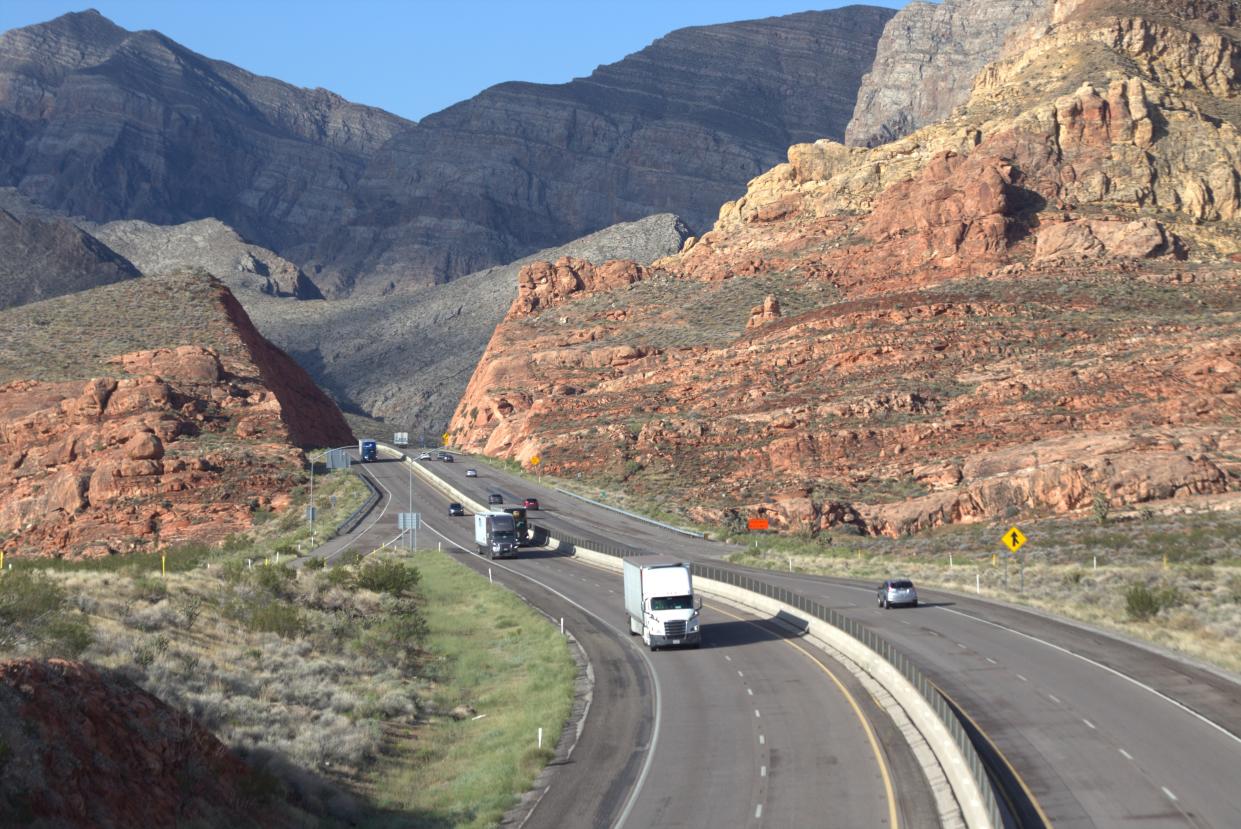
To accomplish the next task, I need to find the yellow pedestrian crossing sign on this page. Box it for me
[1002,526,1027,553]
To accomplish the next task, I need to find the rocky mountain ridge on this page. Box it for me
[0,272,352,558]
[245,213,691,435]
[0,7,894,296]
[844,0,1049,147]
[449,0,1241,536]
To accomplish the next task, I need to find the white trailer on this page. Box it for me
[623,555,702,650]
[474,512,518,559]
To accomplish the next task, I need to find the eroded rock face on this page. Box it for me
[0,275,353,557]
[0,659,290,828]
[0,207,139,309]
[845,0,1049,147]
[448,0,1241,537]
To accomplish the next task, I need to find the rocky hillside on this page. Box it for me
[0,206,139,309]
[1,7,893,296]
[0,9,409,276]
[449,0,1241,537]
[328,5,897,294]
[0,659,296,828]
[246,213,691,435]
[0,272,353,558]
[88,218,323,299]
[845,0,1049,147]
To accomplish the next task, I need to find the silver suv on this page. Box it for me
[878,579,918,609]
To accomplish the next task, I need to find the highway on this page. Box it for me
[319,454,941,828]
[383,450,1241,829]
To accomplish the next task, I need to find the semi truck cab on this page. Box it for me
[624,556,702,650]
[358,439,378,462]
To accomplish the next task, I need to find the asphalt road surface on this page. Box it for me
[395,450,1241,829]
[320,454,940,829]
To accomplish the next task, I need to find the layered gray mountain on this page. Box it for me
[244,214,691,435]
[1,7,894,298]
[0,200,139,309]
[326,5,898,295]
[0,9,410,269]
[88,218,322,299]
[844,0,1049,147]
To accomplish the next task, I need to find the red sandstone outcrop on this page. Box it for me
[448,0,1241,536]
[0,274,353,557]
[0,659,293,828]
[513,257,649,317]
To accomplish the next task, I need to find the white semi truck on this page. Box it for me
[623,555,702,650]
[474,512,518,559]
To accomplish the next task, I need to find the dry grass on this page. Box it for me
[727,506,1241,674]
[0,270,245,384]
[1,466,578,826]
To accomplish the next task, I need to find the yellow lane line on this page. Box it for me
[708,601,900,829]
[929,679,1054,829]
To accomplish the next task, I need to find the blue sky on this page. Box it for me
[1,1,909,121]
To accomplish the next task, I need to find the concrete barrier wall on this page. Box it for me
[380,443,995,829]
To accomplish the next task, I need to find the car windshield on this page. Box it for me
[493,531,515,541]
[449,503,461,509]
[650,595,693,611]
[890,580,914,590]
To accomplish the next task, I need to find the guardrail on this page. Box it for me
[335,466,381,537]
[375,443,1002,828]
[553,530,1002,829]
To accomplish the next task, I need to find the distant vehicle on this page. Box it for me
[474,512,518,559]
[504,506,532,546]
[418,452,432,461]
[877,579,918,609]
[523,497,540,510]
[358,439,377,462]
[447,502,465,516]
[487,493,503,505]
[624,556,701,650]
[466,468,478,477]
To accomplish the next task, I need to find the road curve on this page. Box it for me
[410,451,1241,829]
[345,456,940,828]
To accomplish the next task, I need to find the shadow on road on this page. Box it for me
[695,615,807,650]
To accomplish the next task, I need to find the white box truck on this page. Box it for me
[474,512,518,559]
[623,555,702,650]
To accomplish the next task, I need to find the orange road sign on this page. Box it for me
[748,518,770,531]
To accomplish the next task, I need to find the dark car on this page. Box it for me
[447,502,465,516]
[442,454,454,463]
[877,579,918,609]
[488,493,503,505]
[523,497,540,510]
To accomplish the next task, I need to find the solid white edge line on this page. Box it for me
[416,515,663,829]
[933,605,1241,749]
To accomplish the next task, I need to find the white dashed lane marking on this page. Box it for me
[1049,694,1062,705]
[1083,719,1096,730]
[1163,787,1178,802]
[1119,748,1134,760]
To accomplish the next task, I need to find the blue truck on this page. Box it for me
[358,439,377,462]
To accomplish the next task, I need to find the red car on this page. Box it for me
[523,498,540,510]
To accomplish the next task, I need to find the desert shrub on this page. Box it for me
[302,557,326,571]
[245,601,307,639]
[0,571,92,658]
[355,559,420,596]
[352,597,426,667]
[132,575,168,603]
[1125,582,1184,621]
[173,594,205,631]
[250,564,297,599]
[1092,492,1111,525]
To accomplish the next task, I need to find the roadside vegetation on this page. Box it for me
[724,507,1241,674]
[0,468,577,827]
